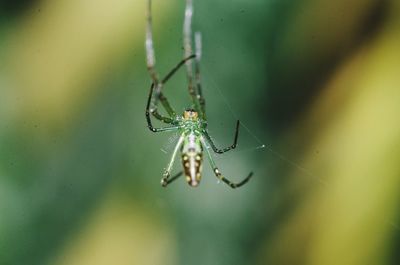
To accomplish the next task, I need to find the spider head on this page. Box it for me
[183,108,199,121]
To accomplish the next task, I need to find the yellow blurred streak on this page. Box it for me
[260,3,400,265]
[3,0,171,126]
[307,27,400,265]
[52,192,177,265]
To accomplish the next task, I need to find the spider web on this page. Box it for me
[201,66,327,186]
[204,68,400,239]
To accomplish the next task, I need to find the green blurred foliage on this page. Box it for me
[0,0,399,265]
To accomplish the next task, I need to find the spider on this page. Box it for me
[145,0,253,188]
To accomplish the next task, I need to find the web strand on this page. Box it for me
[203,67,327,186]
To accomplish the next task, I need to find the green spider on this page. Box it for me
[145,0,253,188]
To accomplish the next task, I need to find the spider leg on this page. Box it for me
[146,0,176,121]
[161,135,185,186]
[194,32,206,119]
[146,0,197,123]
[184,0,202,113]
[202,120,240,154]
[161,54,196,84]
[146,83,174,131]
[145,56,197,131]
[156,54,197,118]
[145,0,159,85]
[183,0,194,89]
[161,171,183,187]
[146,84,184,132]
[201,137,253,189]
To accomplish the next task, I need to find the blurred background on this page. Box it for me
[0,0,399,264]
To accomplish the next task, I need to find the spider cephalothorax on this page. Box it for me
[144,0,253,189]
[183,109,199,121]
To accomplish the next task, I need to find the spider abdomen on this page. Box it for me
[181,133,203,187]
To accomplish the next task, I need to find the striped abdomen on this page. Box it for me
[181,133,203,187]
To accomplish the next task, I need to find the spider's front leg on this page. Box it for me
[145,83,179,132]
[194,32,206,119]
[183,0,205,117]
[145,55,196,132]
[145,0,177,124]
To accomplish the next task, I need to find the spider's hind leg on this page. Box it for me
[201,136,253,189]
[203,120,241,154]
[214,168,253,189]
[161,171,183,187]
